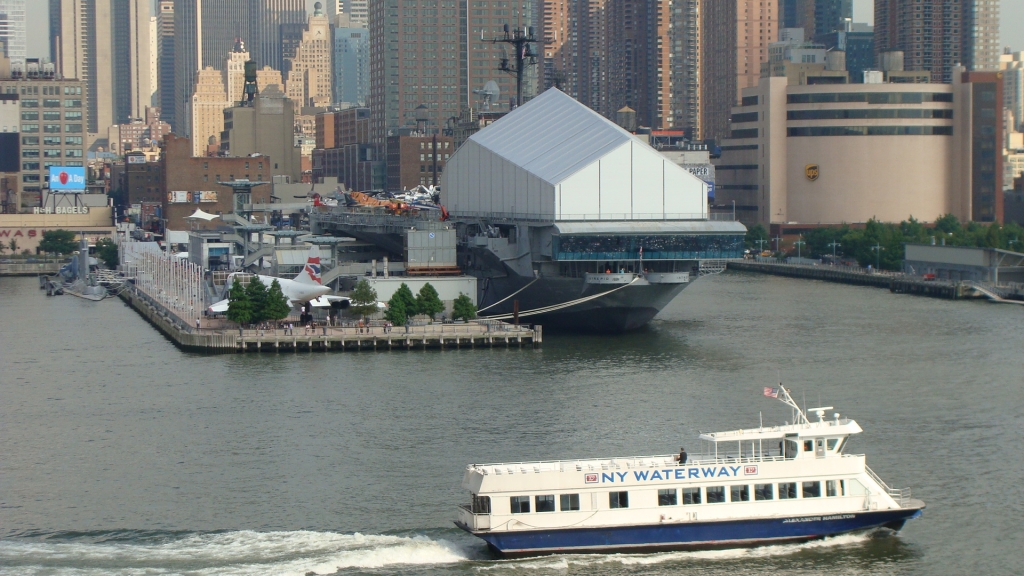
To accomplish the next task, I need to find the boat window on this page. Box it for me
[706,486,726,504]
[730,485,750,502]
[835,437,848,453]
[827,438,839,450]
[847,478,869,496]
[682,487,702,505]
[471,494,491,514]
[803,440,814,452]
[560,494,580,511]
[609,491,629,509]
[779,482,798,499]
[802,481,822,498]
[535,495,556,512]
[658,489,677,506]
[784,440,799,459]
[754,483,774,500]
[826,480,840,497]
[510,496,531,514]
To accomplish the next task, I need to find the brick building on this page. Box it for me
[385,133,453,191]
[160,134,272,231]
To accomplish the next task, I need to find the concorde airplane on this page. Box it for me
[207,245,350,313]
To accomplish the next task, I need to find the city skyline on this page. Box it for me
[18,0,1024,61]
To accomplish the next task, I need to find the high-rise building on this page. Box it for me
[1002,52,1024,133]
[796,0,851,40]
[540,0,605,115]
[334,26,369,107]
[816,24,874,83]
[250,0,306,72]
[0,0,25,69]
[701,0,779,142]
[333,0,368,27]
[606,0,672,129]
[157,1,176,130]
[51,0,152,147]
[874,0,1000,83]
[190,66,228,156]
[149,16,158,107]
[220,84,302,182]
[961,0,1000,72]
[224,39,250,106]
[670,0,702,136]
[285,3,333,109]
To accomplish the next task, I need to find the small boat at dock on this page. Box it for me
[455,387,924,557]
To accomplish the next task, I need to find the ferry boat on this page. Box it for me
[455,387,924,557]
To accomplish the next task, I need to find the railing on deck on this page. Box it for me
[865,465,912,507]
[470,452,869,475]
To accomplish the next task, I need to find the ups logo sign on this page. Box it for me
[805,164,820,181]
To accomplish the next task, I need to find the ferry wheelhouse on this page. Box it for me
[455,388,924,557]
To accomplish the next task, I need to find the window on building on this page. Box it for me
[21,111,38,121]
[609,491,629,509]
[731,485,750,502]
[754,483,774,500]
[802,481,821,498]
[64,111,82,120]
[66,149,83,158]
[43,99,61,107]
[22,162,40,170]
[245,162,249,169]
[65,136,82,145]
[560,494,580,511]
[23,174,40,182]
[22,149,39,158]
[43,124,61,133]
[64,99,81,108]
[43,111,61,121]
[658,489,678,506]
[510,496,530,514]
[21,99,37,108]
[203,175,208,182]
[22,136,38,145]
[21,124,38,133]
[706,486,726,503]
[65,124,82,133]
[535,495,555,512]
[779,482,798,499]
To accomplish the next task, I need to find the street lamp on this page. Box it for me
[772,235,782,253]
[871,243,884,271]
[828,241,841,264]
[794,235,806,260]
[755,237,767,253]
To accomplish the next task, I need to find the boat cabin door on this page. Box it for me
[815,438,826,458]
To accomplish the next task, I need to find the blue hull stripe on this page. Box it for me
[466,508,923,556]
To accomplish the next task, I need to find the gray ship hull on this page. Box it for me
[478,275,690,333]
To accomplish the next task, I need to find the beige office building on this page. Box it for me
[285,4,333,109]
[190,67,229,156]
[715,68,1004,228]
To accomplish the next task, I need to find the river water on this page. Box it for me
[1,272,1021,575]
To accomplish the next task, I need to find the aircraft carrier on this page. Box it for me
[310,90,745,332]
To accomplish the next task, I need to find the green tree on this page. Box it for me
[744,223,770,251]
[933,213,960,235]
[0,242,6,256]
[245,276,270,324]
[38,229,78,255]
[264,279,292,322]
[225,278,254,326]
[391,283,418,317]
[415,282,445,320]
[95,238,119,269]
[452,293,477,321]
[348,279,379,318]
[384,298,407,326]
[9,239,20,254]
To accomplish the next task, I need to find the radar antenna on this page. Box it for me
[472,80,501,111]
[491,24,540,108]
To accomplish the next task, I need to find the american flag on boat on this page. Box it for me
[763,387,780,398]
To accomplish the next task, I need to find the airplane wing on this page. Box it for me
[307,295,352,308]
[208,299,229,313]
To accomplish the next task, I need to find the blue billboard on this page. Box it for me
[48,167,87,192]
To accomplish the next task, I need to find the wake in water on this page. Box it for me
[0,530,483,576]
[0,530,886,575]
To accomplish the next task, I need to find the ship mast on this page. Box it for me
[490,24,539,108]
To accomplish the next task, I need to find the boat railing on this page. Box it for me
[865,464,913,507]
[469,452,868,474]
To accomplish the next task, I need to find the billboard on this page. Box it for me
[168,191,189,203]
[48,167,87,192]
[127,155,148,165]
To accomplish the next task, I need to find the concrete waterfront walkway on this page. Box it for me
[120,284,541,353]
[728,260,1024,303]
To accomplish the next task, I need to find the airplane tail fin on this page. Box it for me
[293,245,323,285]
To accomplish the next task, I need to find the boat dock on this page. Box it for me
[120,284,541,353]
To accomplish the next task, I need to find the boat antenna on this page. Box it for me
[773,385,811,425]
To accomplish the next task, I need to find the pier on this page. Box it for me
[120,283,541,353]
[727,260,976,300]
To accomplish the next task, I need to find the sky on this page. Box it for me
[19,0,1024,63]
